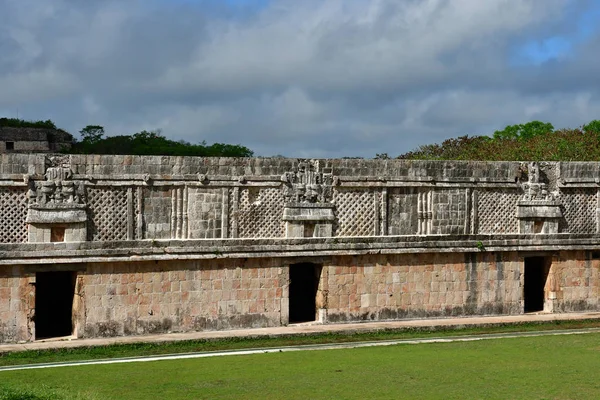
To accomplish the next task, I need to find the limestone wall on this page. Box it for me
[0,267,33,343]
[81,259,287,338]
[2,155,600,342]
[2,250,599,343]
[549,251,600,312]
[0,128,73,154]
[323,253,523,322]
[0,154,599,249]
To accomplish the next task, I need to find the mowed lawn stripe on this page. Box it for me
[3,319,600,368]
[1,332,600,399]
[0,327,598,372]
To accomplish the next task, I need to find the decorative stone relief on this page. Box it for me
[332,189,375,237]
[281,160,335,238]
[521,162,553,202]
[281,159,333,204]
[26,155,88,242]
[87,187,129,241]
[28,155,85,207]
[237,187,286,238]
[417,189,433,235]
[0,188,28,243]
[516,162,563,234]
[557,188,597,234]
[477,189,520,234]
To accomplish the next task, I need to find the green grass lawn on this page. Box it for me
[2,332,600,399]
[2,319,600,368]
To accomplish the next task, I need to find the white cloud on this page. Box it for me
[0,66,78,105]
[0,0,598,157]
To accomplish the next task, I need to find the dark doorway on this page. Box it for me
[289,263,322,323]
[35,271,76,339]
[524,257,550,313]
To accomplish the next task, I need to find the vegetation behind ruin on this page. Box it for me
[0,119,253,157]
[6,117,600,160]
[395,120,600,161]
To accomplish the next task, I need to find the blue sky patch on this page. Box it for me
[509,1,600,67]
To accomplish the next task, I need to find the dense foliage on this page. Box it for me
[0,118,57,129]
[398,120,600,161]
[70,126,253,157]
[1,119,254,157]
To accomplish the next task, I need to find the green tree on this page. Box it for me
[69,128,253,157]
[493,121,554,140]
[79,125,105,144]
[583,120,600,134]
[397,119,600,161]
[0,118,57,129]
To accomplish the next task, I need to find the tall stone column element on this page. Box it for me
[281,160,336,238]
[516,162,562,234]
[26,155,88,242]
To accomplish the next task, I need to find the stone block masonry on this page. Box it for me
[82,259,287,337]
[324,253,523,322]
[1,155,600,342]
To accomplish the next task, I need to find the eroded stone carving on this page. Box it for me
[28,155,84,206]
[25,155,87,242]
[517,162,563,234]
[521,162,554,202]
[198,174,209,184]
[281,160,335,238]
[281,160,333,204]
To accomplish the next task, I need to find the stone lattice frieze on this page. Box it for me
[1,155,600,245]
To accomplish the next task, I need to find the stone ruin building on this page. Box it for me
[0,154,599,342]
[0,127,73,154]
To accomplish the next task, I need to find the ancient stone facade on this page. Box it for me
[0,127,73,154]
[1,155,600,342]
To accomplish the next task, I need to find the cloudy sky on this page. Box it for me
[1,0,600,158]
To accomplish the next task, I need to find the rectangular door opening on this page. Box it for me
[289,263,322,323]
[524,257,550,313]
[35,271,76,340]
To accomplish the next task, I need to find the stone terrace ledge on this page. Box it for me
[0,234,599,265]
[0,155,600,262]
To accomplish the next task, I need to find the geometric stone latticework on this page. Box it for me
[332,189,376,236]
[87,187,129,241]
[237,187,285,238]
[0,188,27,243]
[558,188,597,234]
[477,189,520,234]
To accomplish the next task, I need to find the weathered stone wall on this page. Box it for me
[549,251,600,312]
[0,267,33,343]
[82,259,287,338]
[188,188,224,239]
[0,140,50,153]
[1,155,600,343]
[0,128,73,153]
[387,188,419,235]
[1,155,599,244]
[432,189,469,235]
[323,253,522,322]
[1,250,600,343]
[142,187,173,240]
